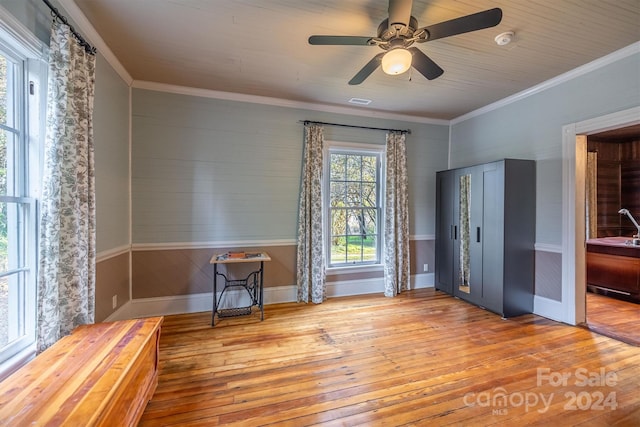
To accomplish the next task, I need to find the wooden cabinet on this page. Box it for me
[0,317,163,426]
[586,237,640,301]
[435,159,536,317]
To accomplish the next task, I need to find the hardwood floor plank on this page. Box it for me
[140,289,640,426]
[586,292,640,346]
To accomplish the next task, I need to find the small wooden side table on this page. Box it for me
[209,252,271,326]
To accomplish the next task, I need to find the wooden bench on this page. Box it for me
[0,317,163,426]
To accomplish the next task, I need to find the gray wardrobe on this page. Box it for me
[435,159,536,318]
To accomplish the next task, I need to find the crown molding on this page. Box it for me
[131,80,449,126]
[451,41,640,125]
[58,0,133,85]
[50,5,639,130]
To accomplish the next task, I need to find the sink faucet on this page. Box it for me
[618,208,640,244]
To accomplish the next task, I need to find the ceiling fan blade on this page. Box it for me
[388,0,413,27]
[308,35,372,46]
[349,52,385,85]
[408,47,444,80]
[422,8,502,42]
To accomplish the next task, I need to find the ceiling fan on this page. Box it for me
[308,0,502,85]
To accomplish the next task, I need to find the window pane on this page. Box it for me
[0,276,7,347]
[346,155,361,181]
[0,202,24,273]
[330,182,345,207]
[331,208,346,236]
[0,55,12,128]
[346,209,363,235]
[345,236,363,262]
[362,156,376,182]
[330,236,347,264]
[0,129,17,196]
[0,273,25,348]
[346,182,361,206]
[330,154,346,180]
[362,236,377,262]
[363,208,377,235]
[362,183,376,207]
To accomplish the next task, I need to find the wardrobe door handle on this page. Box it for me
[454,225,458,240]
[476,227,481,243]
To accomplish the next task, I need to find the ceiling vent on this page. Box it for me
[348,97,372,105]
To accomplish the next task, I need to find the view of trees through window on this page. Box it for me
[0,25,40,368]
[329,152,379,265]
[0,54,10,347]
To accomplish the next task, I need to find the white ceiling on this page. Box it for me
[70,0,640,120]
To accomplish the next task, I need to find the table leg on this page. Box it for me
[212,264,218,326]
[259,260,264,321]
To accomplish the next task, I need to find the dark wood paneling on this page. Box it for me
[596,160,621,236]
[587,251,639,297]
[621,157,640,232]
[590,138,640,238]
[588,139,620,160]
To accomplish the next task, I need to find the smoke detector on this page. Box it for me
[495,31,514,46]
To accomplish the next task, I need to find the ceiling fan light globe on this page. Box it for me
[381,48,412,75]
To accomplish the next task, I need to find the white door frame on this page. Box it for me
[561,106,640,325]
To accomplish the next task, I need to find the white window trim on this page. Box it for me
[323,140,386,272]
[0,9,46,381]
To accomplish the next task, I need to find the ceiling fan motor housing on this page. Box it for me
[377,16,420,46]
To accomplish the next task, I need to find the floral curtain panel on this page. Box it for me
[296,124,326,303]
[37,22,96,352]
[384,132,410,297]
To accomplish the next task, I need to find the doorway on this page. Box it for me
[583,124,640,346]
[561,106,639,327]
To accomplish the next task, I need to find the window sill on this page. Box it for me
[0,343,36,382]
[326,264,383,274]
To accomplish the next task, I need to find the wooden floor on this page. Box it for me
[140,289,640,426]
[586,292,640,346]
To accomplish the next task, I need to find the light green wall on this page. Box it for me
[93,55,129,252]
[132,88,449,244]
[450,50,640,246]
[0,0,131,253]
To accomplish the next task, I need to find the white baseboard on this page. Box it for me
[411,272,435,289]
[105,274,434,321]
[533,295,564,322]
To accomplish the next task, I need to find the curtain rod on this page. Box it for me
[300,120,411,135]
[42,0,96,55]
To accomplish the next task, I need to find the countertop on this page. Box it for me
[586,236,640,257]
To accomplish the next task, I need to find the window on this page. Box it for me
[325,142,384,267]
[0,20,44,378]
